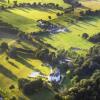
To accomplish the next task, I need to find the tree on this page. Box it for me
[1,42,8,52]
[82,33,89,39]
[23,79,43,95]
[55,70,100,100]
[88,33,100,43]
[8,0,10,4]
[48,16,52,20]
[13,1,18,6]
[63,0,81,12]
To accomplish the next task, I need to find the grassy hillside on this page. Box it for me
[0,8,62,33]
[0,0,100,100]
[80,1,100,10]
[42,16,100,54]
[0,44,51,100]
[0,0,70,8]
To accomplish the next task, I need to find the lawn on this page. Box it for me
[0,35,50,99]
[80,1,100,10]
[0,8,62,33]
[0,51,50,99]
[0,0,70,8]
[0,0,100,99]
[43,16,100,53]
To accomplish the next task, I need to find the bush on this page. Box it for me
[18,78,43,95]
[55,94,63,100]
[23,79,43,95]
[18,78,30,90]
[9,49,17,58]
[9,85,15,90]
[82,33,89,39]
[0,42,8,51]
[88,33,100,43]
[10,96,16,100]
[48,16,52,19]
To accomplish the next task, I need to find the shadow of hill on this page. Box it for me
[0,64,17,80]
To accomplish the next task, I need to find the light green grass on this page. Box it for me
[0,1,100,99]
[43,16,100,52]
[80,1,100,10]
[0,37,51,98]
[0,0,70,8]
[0,52,50,99]
[0,8,62,33]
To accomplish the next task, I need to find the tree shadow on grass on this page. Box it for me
[74,24,87,29]
[14,56,41,72]
[0,64,17,80]
[13,55,44,74]
[80,21,97,27]
[14,56,34,70]
[8,61,19,69]
[80,15,100,27]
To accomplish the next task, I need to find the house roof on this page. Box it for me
[50,68,60,77]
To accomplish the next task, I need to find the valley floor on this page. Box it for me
[0,0,100,100]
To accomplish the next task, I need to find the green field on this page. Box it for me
[43,16,100,52]
[0,44,51,99]
[0,0,100,99]
[0,0,70,8]
[0,8,62,33]
[80,1,100,10]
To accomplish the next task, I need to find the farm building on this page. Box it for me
[48,68,61,83]
[37,19,67,33]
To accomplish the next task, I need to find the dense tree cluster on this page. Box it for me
[79,10,100,20]
[18,78,47,95]
[63,0,82,7]
[74,44,100,79]
[55,70,100,100]
[88,33,100,43]
[35,48,68,67]
[0,42,8,52]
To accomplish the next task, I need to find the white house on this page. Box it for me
[48,68,61,83]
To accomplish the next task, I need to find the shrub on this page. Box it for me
[23,79,43,95]
[9,85,15,90]
[0,42,8,51]
[82,33,89,39]
[18,78,43,95]
[18,78,30,90]
[48,16,52,19]
[8,49,17,58]
[88,33,100,43]
[10,96,16,100]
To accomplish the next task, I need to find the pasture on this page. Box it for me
[43,16,100,53]
[0,8,62,33]
[0,0,70,8]
[80,1,100,10]
[0,43,51,99]
[0,0,100,99]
